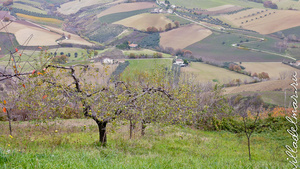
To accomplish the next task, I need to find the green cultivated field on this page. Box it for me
[0,119,291,168]
[12,3,47,14]
[166,0,264,9]
[99,8,153,24]
[121,58,172,80]
[186,33,290,62]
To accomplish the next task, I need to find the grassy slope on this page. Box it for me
[226,90,295,107]
[0,119,291,168]
[181,62,252,83]
[240,62,299,80]
[167,0,264,9]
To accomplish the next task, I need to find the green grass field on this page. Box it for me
[123,49,172,58]
[0,119,291,168]
[99,8,152,24]
[121,59,172,80]
[166,0,264,9]
[15,0,42,7]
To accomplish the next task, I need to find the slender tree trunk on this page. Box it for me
[247,135,251,160]
[7,110,12,136]
[97,121,107,146]
[129,118,134,139]
[141,120,146,136]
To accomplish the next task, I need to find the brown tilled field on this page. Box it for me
[160,24,212,49]
[97,2,156,18]
[114,13,174,31]
[221,8,300,34]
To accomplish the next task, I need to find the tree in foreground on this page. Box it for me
[230,94,264,160]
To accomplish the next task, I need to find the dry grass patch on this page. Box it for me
[160,24,212,49]
[181,62,252,84]
[97,2,156,18]
[114,13,174,31]
[240,62,299,80]
[221,8,300,34]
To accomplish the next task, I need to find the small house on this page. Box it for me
[151,8,159,13]
[167,9,173,14]
[295,60,300,66]
[175,59,184,65]
[103,58,114,64]
[129,44,138,48]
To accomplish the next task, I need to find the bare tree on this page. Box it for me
[230,94,264,160]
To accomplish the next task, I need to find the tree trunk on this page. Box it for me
[7,110,12,136]
[97,121,107,146]
[130,119,133,139]
[247,136,251,160]
[141,120,146,136]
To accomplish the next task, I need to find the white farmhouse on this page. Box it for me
[103,58,114,64]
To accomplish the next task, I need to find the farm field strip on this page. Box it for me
[97,2,156,18]
[57,0,113,15]
[123,49,172,58]
[181,62,253,84]
[12,2,47,14]
[166,0,264,9]
[114,13,175,31]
